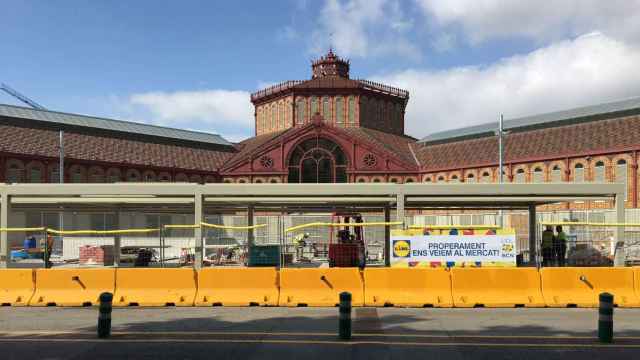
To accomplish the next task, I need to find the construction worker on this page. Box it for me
[541,225,554,266]
[44,233,54,268]
[554,225,567,267]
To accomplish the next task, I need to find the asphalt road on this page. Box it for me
[1,307,640,359]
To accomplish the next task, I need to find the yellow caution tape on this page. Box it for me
[163,224,200,229]
[285,221,403,233]
[0,227,46,232]
[541,222,640,227]
[408,225,501,230]
[46,228,160,235]
[200,222,268,230]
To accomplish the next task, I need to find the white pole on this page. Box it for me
[498,115,504,227]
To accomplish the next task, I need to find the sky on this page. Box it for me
[2,0,640,142]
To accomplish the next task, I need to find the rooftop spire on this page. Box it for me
[311,49,350,79]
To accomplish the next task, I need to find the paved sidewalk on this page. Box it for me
[1,307,639,359]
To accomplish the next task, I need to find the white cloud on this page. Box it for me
[311,0,420,60]
[129,89,253,130]
[372,32,640,138]
[416,0,640,44]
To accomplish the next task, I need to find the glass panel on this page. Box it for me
[335,97,344,125]
[30,167,42,183]
[533,168,543,183]
[551,166,562,182]
[318,158,334,183]
[288,167,300,183]
[311,96,318,116]
[348,96,355,125]
[322,97,330,123]
[466,174,475,183]
[301,159,318,183]
[271,105,277,130]
[574,164,584,183]
[617,160,627,198]
[279,102,285,129]
[296,98,306,125]
[594,162,605,182]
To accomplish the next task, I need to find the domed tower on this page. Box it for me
[311,49,350,79]
[251,49,409,136]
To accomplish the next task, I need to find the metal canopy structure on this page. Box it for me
[0,182,626,268]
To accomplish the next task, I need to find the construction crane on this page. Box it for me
[0,83,47,110]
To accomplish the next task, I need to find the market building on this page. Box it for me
[1,49,639,212]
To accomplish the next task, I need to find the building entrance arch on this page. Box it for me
[287,137,348,183]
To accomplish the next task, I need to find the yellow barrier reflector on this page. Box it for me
[279,268,364,307]
[114,268,197,307]
[30,268,115,307]
[364,268,452,307]
[195,267,278,306]
[451,268,545,308]
[541,267,639,308]
[540,222,640,227]
[0,269,34,306]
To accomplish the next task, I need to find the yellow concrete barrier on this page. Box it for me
[0,269,34,306]
[114,268,197,307]
[451,268,545,308]
[195,267,278,306]
[541,267,640,308]
[364,268,452,307]
[30,268,115,306]
[279,268,363,307]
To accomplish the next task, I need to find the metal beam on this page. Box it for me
[0,192,8,268]
[194,192,203,270]
[528,204,537,265]
[614,192,626,267]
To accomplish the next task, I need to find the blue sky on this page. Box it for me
[2,0,640,141]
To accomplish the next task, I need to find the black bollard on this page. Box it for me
[339,291,352,340]
[98,292,113,338]
[598,292,614,343]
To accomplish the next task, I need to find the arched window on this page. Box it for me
[279,102,285,129]
[69,165,86,183]
[450,175,459,183]
[574,163,584,183]
[551,165,562,182]
[106,168,121,183]
[335,97,344,125]
[437,176,444,182]
[88,167,105,183]
[515,168,526,183]
[287,137,348,183]
[143,171,156,182]
[49,164,60,183]
[357,178,366,183]
[126,169,141,182]
[466,173,475,183]
[311,96,319,117]
[28,163,43,183]
[296,98,306,125]
[594,161,605,182]
[533,167,543,183]
[424,177,432,183]
[6,160,24,183]
[481,172,491,183]
[271,104,277,130]
[616,159,628,198]
[322,96,330,123]
[348,96,355,125]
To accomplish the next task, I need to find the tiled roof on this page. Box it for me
[416,115,640,171]
[341,127,418,167]
[0,124,234,172]
[0,103,232,147]
[420,96,640,144]
[251,78,409,103]
[223,130,290,169]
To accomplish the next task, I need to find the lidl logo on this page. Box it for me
[393,240,411,257]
